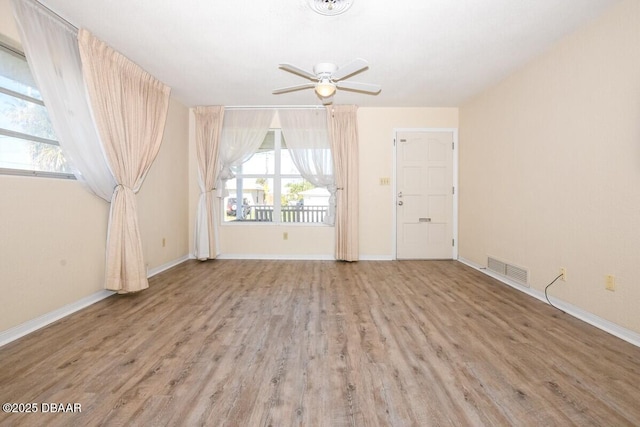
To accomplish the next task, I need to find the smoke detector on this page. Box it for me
[308,0,354,16]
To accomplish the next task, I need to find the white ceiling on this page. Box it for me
[39,0,618,108]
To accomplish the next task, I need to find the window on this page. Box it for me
[223,129,331,224]
[0,42,72,178]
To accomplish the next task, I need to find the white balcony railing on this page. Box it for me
[249,205,327,223]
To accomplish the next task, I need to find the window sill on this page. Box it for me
[0,167,75,180]
[221,220,332,227]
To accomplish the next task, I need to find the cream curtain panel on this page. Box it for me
[194,106,224,260]
[327,105,359,261]
[11,0,116,201]
[278,108,336,225]
[78,29,171,293]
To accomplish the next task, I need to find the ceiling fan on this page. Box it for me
[272,58,381,104]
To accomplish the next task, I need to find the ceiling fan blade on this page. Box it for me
[336,80,382,94]
[278,63,317,80]
[332,58,369,80]
[272,83,316,94]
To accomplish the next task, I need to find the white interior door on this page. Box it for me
[396,130,454,259]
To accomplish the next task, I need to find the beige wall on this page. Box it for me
[188,107,458,259]
[138,97,190,269]
[358,108,458,258]
[459,0,640,333]
[0,176,109,332]
[0,1,190,332]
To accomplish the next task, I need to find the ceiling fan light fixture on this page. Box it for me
[315,79,336,97]
[308,0,353,16]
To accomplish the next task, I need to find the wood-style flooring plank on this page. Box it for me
[1,259,639,426]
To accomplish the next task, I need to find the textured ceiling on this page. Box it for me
[39,0,618,107]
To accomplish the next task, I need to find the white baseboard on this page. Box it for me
[147,255,190,277]
[192,253,394,261]
[0,254,191,348]
[458,257,640,348]
[359,255,394,261]
[215,253,335,261]
[0,289,115,348]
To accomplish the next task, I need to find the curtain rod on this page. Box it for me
[224,105,326,110]
[33,0,78,31]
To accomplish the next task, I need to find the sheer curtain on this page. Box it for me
[11,0,116,201]
[78,29,171,293]
[194,106,224,260]
[327,105,359,261]
[218,109,275,194]
[278,108,336,225]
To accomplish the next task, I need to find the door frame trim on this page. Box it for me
[392,128,458,260]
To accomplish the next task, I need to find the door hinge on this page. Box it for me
[393,138,396,146]
[452,142,455,150]
[452,238,455,247]
[452,186,455,195]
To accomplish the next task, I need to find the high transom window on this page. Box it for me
[0,42,71,178]
[223,129,330,224]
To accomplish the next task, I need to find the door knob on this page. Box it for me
[398,201,403,206]
[398,192,403,198]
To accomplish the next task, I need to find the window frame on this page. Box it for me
[221,128,330,227]
[0,41,74,180]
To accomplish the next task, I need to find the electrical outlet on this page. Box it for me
[605,275,616,291]
[283,232,288,240]
[559,268,567,281]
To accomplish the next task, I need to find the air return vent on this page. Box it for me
[487,256,529,287]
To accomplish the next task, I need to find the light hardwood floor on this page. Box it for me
[1,260,639,426]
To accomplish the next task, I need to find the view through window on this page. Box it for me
[0,42,70,178]
[223,129,330,224]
